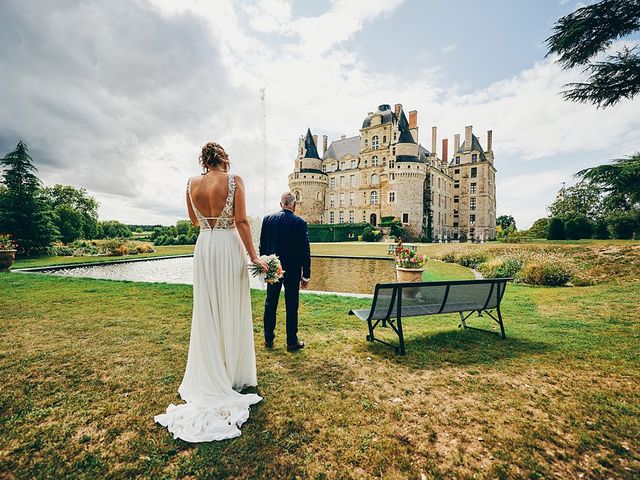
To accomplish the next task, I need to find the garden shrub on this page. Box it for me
[479,257,523,279]
[136,243,155,254]
[440,252,457,263]
[456,252,488,269]
[52,242,74,256]
[520,259,572,286]
[607,212,637,239]
[547,217,565,240]
[458,232,468,243]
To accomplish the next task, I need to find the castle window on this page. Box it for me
[389,192,395,203]
[339,192,345,207]
[454,181,459,188]
[340,176,345,187]
[470,182,477,194]
[341,161,346,169]
[339,211,344,223]
[330,194,335,207]
[392,147,396,155]
[350,191,355,206]
[470,197,476,211]
[363,192,368,204]
[389,158,395,168]
[330,177,336,188]
[390,173,395,180]
[351,159,357,168]
[362,212,367,222]
[364,139,368,147]
[383,135,387,143]
[294,190,301,202]
[455,156,460,165]
[382,157,386,166]
[454,168,460,174]
[470,214,476,225]
[371,135,379,150]
[402,213,409,223]
[349,210,354,223]
[322,164,327,173]
[371,156,378,167]
[393,132,397,141]
[329,211,335,223]
[471,167,477,178]
[370,191,378,205]
[350,175,356,187]
[316,191,321,200]
[371,174,379,185]
[472,154,478,163]
[454,196,459,203]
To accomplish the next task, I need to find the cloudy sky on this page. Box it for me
[1,0,639,228]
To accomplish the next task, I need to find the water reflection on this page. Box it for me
[43,256,396,295]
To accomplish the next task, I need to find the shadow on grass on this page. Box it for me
[363,327,552,369]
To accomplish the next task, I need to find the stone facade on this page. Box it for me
[288,103,497,241]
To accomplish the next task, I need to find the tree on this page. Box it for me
[607,211,638,239]
[44,184,100,240]
[548,181,603,220]
[496,215,516,230]
[547,217,566,240]
[54,204,84,243]
[527,217,550,238]
[98,220,132,238]
[576,153,640,209]
[565,214,594,239]
[546,0,640,108]
[0,141,58,255]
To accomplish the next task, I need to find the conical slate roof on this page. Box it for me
[303,128,320,159]
[397,110,416,144]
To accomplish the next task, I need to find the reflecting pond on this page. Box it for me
[41,255,397,295]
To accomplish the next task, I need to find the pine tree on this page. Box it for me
[0,141,58,255]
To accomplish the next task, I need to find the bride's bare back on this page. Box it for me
[188,172,232,221]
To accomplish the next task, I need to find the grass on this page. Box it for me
[1,255,639,478]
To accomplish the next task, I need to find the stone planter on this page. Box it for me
[0,249,16,272]
[396,267,424,283]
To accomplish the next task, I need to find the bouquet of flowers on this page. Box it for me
[394,239,428,269]
[249,254,284,284]
[0,234,17,251]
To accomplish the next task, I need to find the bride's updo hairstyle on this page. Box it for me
[199,142,230,173]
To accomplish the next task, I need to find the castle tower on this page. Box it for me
[288,128,327,223]
[450,125,497,241]
[392,109,427,237]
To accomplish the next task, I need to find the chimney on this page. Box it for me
[341,134,346,140]
[442,138,448,163]
[409,110,418,129]
[464,125,472,151]
[454,133,460,154]
[322,134,328,154]
[487,129,493,152]
[312,134,318,147]
[394,103,402,117]
[431,126,437,155]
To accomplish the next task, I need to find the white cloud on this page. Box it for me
[441,43,457,54]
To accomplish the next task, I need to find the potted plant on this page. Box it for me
[394,238,428,282]
[0,234,18,272]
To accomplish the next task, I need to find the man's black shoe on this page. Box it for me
[286,341,305,352]
[265,340,274,349]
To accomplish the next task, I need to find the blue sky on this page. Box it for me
[1,0,639,228]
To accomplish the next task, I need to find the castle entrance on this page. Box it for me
[370,213,377,226]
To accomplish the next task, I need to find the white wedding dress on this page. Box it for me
[154,174,262,442]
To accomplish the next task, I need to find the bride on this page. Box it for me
[155,142,268,442]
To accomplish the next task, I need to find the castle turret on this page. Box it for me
[288,128,327,223]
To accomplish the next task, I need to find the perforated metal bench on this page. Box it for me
[349,278,510,355]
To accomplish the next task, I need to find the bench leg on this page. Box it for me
[459,311,468,330]
[396,316,405,355]
[366,318,375,342]
[496,306,506,339]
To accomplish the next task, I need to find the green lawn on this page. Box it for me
[1,268,638,478]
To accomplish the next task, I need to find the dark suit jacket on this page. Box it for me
[259,209,311,280]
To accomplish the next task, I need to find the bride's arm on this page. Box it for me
[234,176,267,269]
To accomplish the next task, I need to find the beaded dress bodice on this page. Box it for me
[187,175,236,230]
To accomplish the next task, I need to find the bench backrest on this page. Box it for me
[368,279,510,319]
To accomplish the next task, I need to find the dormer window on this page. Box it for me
[351,159,357,168]
[455,156,460,165]
[371,135,379,150]
[322,164,327,173]
[472,154,478,163]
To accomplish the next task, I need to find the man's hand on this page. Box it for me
[300,278,309,290]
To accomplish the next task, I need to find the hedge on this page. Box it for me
[307,223,371,242]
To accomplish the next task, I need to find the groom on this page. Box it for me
[259,192,310,352]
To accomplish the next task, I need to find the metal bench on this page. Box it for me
[349,278,510,355]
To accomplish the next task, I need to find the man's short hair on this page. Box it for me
[281,192,296,207]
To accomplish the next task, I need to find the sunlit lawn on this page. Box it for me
[1,262,639,478]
